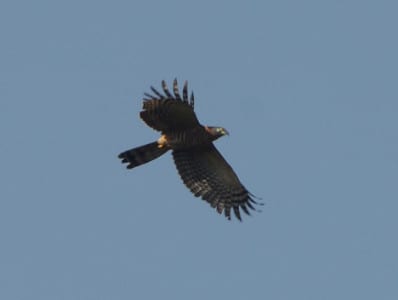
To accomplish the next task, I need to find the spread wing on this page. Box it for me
[172,144,260,220]
[140,79,200,133]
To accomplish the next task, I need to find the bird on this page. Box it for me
[118,79,261,220]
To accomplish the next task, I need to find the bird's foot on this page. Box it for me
[157,135,167,148]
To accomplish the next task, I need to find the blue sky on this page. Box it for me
[1,1,397,299]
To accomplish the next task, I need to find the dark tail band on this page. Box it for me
[118,141,169,169]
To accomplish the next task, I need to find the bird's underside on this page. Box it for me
[118,79,261,221]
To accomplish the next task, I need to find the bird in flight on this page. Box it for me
[118,79,260,220]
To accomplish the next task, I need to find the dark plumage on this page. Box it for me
[118,79,261,220]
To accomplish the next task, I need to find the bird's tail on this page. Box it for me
[118,142,169,169]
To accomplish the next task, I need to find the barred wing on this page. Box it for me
[140,79,200,133]
[172,144,259,220]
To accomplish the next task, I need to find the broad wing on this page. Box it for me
[140,79,200,133]
[172,144,259,220]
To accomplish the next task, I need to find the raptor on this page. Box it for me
[118,79,260,220]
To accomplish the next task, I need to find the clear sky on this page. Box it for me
[1,1,397,299]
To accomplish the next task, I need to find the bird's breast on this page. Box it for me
[165,127,213,150]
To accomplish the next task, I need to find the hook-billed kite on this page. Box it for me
[118,80,260,220]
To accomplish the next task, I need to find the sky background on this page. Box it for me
[1,1,397,299]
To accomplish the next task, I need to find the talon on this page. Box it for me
[157,135,167,148]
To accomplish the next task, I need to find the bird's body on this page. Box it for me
[119,79,260,220]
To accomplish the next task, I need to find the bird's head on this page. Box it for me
[205,126,229,140]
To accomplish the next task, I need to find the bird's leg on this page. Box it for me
[157,134,168,148]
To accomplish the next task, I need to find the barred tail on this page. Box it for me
[118,142,169,169]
